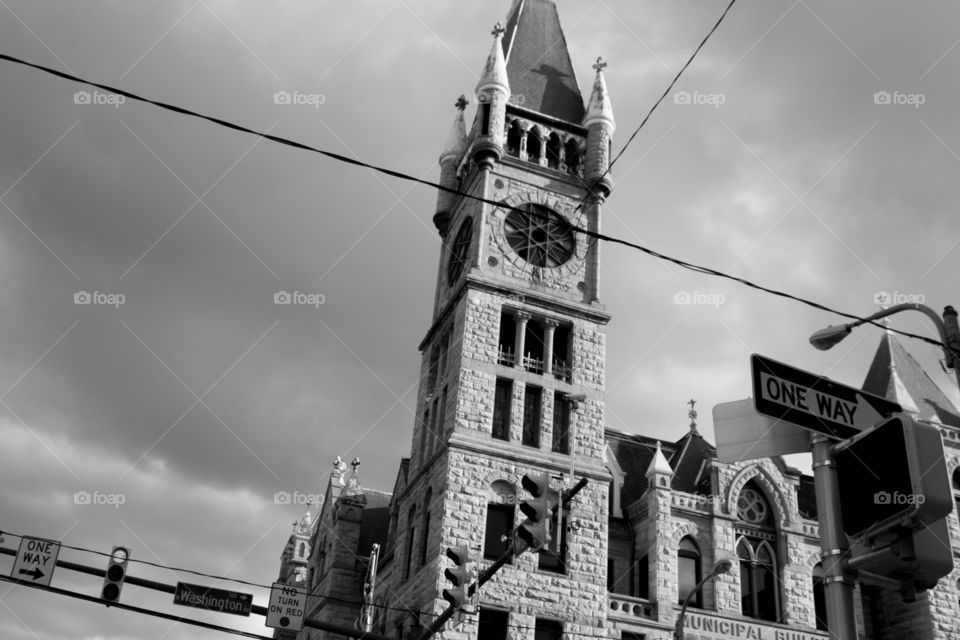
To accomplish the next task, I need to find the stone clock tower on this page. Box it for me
[388,1,617,637]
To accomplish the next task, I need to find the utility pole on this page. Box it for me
[811,435,857,640]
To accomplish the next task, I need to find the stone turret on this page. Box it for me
[433,95,468,236]
[472,22,510,168]
[583,56,616,198]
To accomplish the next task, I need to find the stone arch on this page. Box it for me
[805,549,822,572]
[488,478,517,505]
[671,521,700,546]
[946,454,960,479]
[726,463,791,527]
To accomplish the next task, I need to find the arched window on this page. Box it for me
[677,537,702,607]
[526,129,542,164]
[812,563,828,630]
[506,120,523,157]
[298,542,305,558]
[403,505,417,580]
[564,138,581,175]
[736,482,781,622]
[485,481,516,560]
[419,489,432,566]
[545,132,562,169]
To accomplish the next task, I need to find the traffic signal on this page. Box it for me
[850,517,954,598]
[518,473,558,551]
[834,414,952,539]
[442,547,475,612]
[101,546,130,604]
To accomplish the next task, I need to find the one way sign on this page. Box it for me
[12,536,61,587]
[752,354,902,440]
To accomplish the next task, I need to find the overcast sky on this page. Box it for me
[1,1,959,638]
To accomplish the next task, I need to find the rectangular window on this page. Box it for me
[552,392,569,454]
[637,553,649,599]
[621,634,646,640]
[534,618,563,640]
[552,324,572,382]
[498,311,516,366]
[481,103,491,136]
[492,379,512,441]
[484,504,514,560]
[522,386,542,447]
[523,320,545,373]
[677,555,701,606]
[537,507,566,573]
[478,609,509,640]
[437,387,448,440]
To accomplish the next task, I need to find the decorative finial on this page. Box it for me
[351,456,360,470]
[687,398,698,431]
[332,456,346,486]
[593,56,608,72]
[492,22,506,38]
[455,95,469,111]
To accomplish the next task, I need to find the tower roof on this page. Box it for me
[501,0,585,123]
[583,57,615,131]
[645,440,673,478]
[861,332,960,427]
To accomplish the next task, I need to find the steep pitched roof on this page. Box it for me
[668,429,716,494]
[861,332,960,427]
[605,430,670,509]
[501,0,585,123]
[357,490,393,557]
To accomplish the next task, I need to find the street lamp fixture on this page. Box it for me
[673,556,734,640]
[808,303,960,390]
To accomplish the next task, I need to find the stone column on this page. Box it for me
[514,311,530,370]
[543,319,558,375]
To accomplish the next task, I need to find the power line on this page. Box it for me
[606,0,739,175]
[0,52,950,356]
[0,574,277,640]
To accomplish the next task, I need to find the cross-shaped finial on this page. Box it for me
[687,398,697,411]
[688,398,698,431]
[593,56,608,72]
[351,456,360,469]
[492,22,506,38]
[455,94,469,111]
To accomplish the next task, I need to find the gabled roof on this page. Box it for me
[861,332,960,427]
[501,0,585,123]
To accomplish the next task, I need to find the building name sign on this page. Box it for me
[684,612,827,640]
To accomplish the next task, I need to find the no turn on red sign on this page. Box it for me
[266,582,307,632]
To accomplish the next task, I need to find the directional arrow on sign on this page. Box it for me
[18,567,43,580]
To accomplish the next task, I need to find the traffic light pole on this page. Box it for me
[811,435,857,640]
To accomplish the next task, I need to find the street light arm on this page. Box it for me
[811,303,959,368]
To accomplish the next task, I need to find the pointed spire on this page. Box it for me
[645,441,673,479]
[584,56,615,132]
[342,457,364,497]
[440,95,468,164]
[476,22,510,97]
[299,501,313,532]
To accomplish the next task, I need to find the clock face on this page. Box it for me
[504,203,575,268]
[447,217,473,285]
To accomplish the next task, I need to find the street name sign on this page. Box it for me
[11,536,60,587]
[173,582,253,617]
[266,582,307,632]
[714,399,811,463]
[751,354,901,440]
